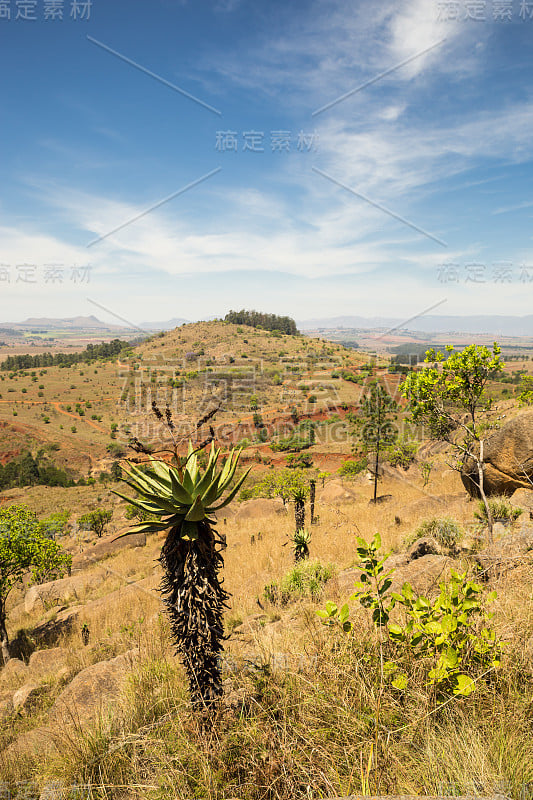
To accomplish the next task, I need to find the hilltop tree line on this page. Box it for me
[224,309,298,335]
[1,339,132,371]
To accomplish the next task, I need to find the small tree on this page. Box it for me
[400,343,503,543]
[77,508,113,538]
[0,505,72,664]
[352,382,398,503]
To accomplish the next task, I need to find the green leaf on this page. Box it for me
[339,603,350,624]
[443,646,459,668]
[391,673,408,691]
[185,495,206,522]
[452,673,475,696]
[208,466,252,511]
[388,623,403,638]
[169,470,193,505]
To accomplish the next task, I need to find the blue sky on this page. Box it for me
[1,0,533,325]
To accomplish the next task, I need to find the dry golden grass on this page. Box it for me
[0,459,532,797]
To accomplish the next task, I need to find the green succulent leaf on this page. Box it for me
[185,495,206,522]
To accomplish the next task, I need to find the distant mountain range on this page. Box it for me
[0,315,127,330]
[140,317,190,330]
[297,314,533,337]
[2,314,533,338]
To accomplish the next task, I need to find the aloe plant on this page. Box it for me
[292,529,311,562]
[114,442,250,707]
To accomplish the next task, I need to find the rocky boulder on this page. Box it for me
[28,647,69,678]
[71,531,146,571]
[461,411,533,497]
[510,487,533,512]
[0,657,29,688]
[0,690,13,720]
[234,498,287,521]
[24,570,105,614]
[474,522,533,577]
[335,554,454,600]
[318,481,356,504]
[49,649,138,724]
[12,683,43,712]
[387,554,454,597]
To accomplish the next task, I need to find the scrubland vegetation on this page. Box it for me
[0,320,532,799]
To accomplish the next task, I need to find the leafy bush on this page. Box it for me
[338,457,368,477]
[387,439,417,468]
[285,453,313,469]
[409,517,463,550]
[77,508,113,538]
[39,510,71,539]
[265,560,335,605]
[474,498,523,526]
[0,450,74,489]
[271,421,316,452]
[319,534,502,699]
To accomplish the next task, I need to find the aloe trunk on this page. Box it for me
[160,519,229,705]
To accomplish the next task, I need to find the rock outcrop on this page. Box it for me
[24,571,105,614]
[461,411,533,497]
[49,649,138,724]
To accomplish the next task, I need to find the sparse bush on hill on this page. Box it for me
[408,517,463,551]
[474,498,523,526]
[285,452,313,468]
[0,450,74,489]
[264,560,335,605]
[386,438,417,469]
[271,420,315,452]
[0,339,132,371]
[240,468,308,503]
[338,457,368,477]
[0,504,72,663]
[77,508,113,538]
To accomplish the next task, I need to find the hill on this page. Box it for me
[0,322,532,795]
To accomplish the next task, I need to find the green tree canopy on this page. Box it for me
[0,505,72,664]
[400,343,503,540]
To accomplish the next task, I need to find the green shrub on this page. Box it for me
[285,453,313,469]
[265,560,335,605]
[77,508,113,538]
[474,498,523,526]
[338,457,367,477]
[319,534,502,699]
[409,517,463,550]
[387,439,417,468]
